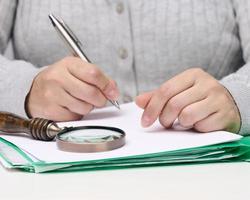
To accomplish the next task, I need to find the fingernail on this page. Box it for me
[142,115,151,127]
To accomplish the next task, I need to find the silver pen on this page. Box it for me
[48,14,120,109]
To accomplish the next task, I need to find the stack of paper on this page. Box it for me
[0,103,250,173]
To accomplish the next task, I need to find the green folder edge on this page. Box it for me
[1,136,250,173]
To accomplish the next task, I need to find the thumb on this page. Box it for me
[135,91,154,109]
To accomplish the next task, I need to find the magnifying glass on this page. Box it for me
[0,112,126,153]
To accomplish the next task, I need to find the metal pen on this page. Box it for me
[48,14,120,109]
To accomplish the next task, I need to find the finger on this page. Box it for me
[56,87,94,115]
[62,73,107,107]
[67,60,119,99]
[49,106,82,122]
[159,85,207,128]
[38,104,82,122]
[193,112,225,132]
[135,91,154,109]
[141,71,195,127]
[178,97,219,128]
[105,79,119,100]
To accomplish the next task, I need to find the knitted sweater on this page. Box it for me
[0,0,250,135]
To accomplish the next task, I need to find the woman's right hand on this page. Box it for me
[26,56,119,121]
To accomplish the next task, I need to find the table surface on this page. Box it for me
[0,162,250,200]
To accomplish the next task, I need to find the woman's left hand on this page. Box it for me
[136,68,241,133]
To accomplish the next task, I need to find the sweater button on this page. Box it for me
[119,48,128,59]
[116,2,124,14]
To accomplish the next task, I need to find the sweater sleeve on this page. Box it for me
[0,0,41,117]
[220,0,250,135]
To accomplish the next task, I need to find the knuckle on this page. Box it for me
[41,68,61,85]
[216,93,228,104]
[221,94,229,103]
[159,83,171,98]
[62,57,84,71]
[62,56,77,64]
[87,87,99,98]
[88,67,102,79]
[207,80,220,92]
[43,88,54,100]
[187,68,207,81]
[196,79,218,96]
[167,98,182,113]
[38,70,51,82]
[46,70,58,81]
[179,108,194,127]
[189,67,204,75]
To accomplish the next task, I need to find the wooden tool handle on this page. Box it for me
[0,112,30,134]
[0,112,61,141]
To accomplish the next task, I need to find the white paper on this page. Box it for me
[0,102,242,163]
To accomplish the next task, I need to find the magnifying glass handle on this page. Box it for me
[0,112,62,141]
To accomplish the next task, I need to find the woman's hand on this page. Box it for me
[136,68,241,133]
[26,56,119,121]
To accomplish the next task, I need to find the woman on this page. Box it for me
[0,0,249,135]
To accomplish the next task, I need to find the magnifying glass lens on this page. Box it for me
[59,129,123,144]
[56,126,126,153]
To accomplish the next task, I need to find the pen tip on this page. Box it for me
[114,101,121,110]
[48,13,56,26]
[110,100,120,110]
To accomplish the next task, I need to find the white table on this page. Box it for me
[0,162,249,200]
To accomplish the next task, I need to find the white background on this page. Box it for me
[1,162,250,200]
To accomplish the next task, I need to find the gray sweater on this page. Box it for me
[0,0,250,135]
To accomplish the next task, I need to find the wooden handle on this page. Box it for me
[0,112,30,134]
[0,112,61,141]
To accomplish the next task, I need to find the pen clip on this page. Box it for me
[58,17,83,47]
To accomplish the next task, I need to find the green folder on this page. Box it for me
[0,103,250,173]
[0,136,250,173]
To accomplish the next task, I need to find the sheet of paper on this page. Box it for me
[0,102,242,163]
